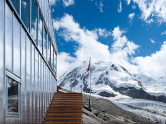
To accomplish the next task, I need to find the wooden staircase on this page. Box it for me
[43,92,83,124]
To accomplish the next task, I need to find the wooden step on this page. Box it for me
[50,105,82,107]
[45,117,82,121]
[43,91,82,124]
[47,110,82,113]
[49,106,82,110]
[43,121,83,124]
[46,113,82,117]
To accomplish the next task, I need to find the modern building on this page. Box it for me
[0,0,57,123]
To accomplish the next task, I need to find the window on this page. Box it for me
[5,3,12,71]
[43,27,47,59]
[51,44,54,70]
[9,0,19,14]
[13,15,21,77]
[6,72,20,116]
[47,36,51,66]
[38,12,43,53]
[21,0,30,31]
[31,0,37,44]
[54,52,57,76]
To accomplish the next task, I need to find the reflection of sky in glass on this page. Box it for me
[21,28,26,73]
[21,0,29,31]
[26,37,31,76]
[38,13,43,54]
[43,28,47,59]
[31,0,37,44]
[5,4,12,71]
[51,44,54,70]
[10,0,19,14]
[13,16,20,76]
[47,37,51,65]
[0,0,4,91]
[54,52,57,76]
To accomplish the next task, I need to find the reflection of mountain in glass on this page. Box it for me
[8,78,18,113]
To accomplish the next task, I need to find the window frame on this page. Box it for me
[6,70,21,117]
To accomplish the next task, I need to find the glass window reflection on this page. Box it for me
[47,36,51,66]
[10,0,19,14]
[43,27,47,59]
[7,77,19,113]
[51,44,54,70]
[5,4,12,71]
[38,12,43,54]
[21,0,30,31]
[13,16,21,76]
[31,0,37,44]
[54,52,56,76]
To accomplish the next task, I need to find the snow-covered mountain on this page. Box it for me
[59,61,166,103]
[58,61,166,123]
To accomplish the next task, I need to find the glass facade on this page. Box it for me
[0,0,57,123]
[43,27,47,59]
[10,0,19,14]
[38,11,43,54]
[21,0,30,31]
[31,0,37,44]
[7,77,19,114]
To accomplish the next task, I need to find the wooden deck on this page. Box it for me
[43,92,83,124]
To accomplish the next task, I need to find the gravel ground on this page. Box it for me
[83,94,155,124]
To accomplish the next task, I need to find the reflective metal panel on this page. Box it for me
[13,16,20,77]
[21,27,26,124]
[0,0,4,123]
[26,36,30,75]
[26,74,31,123]
[31,45,36,123]
[5,4,12,71]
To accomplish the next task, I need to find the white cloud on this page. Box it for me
[118,0,122,13]
[132,0,166,23]
[49,0,74,7]
[128,13,135,23]
[146,19,153,24]
[49,0,58,5]
[54,14,112,76]
[54,14,166,80]
[161,31,166,35]
[99,1,104,13]
[126,0,131,5]
[62,0,74,7]
[150,38,156,44]
[93,28,111,38]
[111,27,139,56]
[132,5,136,9]
[54,14,139,77]
[133,41,166,79]
[95,1,104,13]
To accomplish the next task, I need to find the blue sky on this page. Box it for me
[50,0,166,79]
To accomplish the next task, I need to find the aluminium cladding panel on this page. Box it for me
[0,0,4,123]
[5,2,12,71]
[35,49,39,124]
[21,27,26,124]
